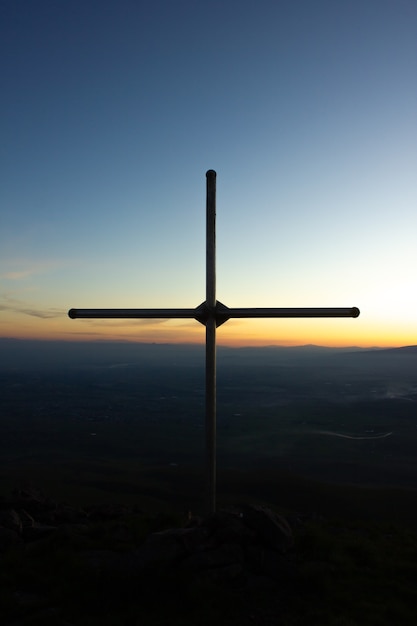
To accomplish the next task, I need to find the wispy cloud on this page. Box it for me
[0,294,64,319]
[19,307,64,319]
[1,270,36,280]
[83,318,193,328]
[0,258,68,281]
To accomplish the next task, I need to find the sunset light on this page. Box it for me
[1,1,416,349]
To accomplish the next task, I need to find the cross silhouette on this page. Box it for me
[69,170,359,513]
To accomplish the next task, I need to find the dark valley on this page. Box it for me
[1,339,416,524]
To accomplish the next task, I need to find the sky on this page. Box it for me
[1,0,416,348]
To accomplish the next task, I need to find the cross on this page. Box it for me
[68,170,360,513]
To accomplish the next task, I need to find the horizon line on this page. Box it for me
[2,335,416,351]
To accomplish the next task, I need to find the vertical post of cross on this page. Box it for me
[206,169,217,513]
[67,169,360,515]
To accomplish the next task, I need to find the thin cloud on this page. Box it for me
[83,318,186,328]
[19,307,64,319]
[64,331,114,336]
[0,296,64,319]
[0,258,70,281]
[1,270,36,280]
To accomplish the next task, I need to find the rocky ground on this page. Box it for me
[1,487,417,625]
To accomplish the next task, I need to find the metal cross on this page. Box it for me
[69,170,360,513]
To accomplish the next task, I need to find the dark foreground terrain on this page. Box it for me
[1,486,417,626]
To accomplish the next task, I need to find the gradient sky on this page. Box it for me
[1,0,416,348]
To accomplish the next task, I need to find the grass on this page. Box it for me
[290,519,417,625]
[1,499,417,625]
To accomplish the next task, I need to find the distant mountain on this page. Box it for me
[1,337,416,373]
[335,344,417,365]
[0,338,206,371]
[358,345,417,357]
[217,344,368,365]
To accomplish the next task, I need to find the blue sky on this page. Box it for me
[1,0,416,346]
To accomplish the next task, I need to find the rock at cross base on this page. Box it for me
[0,509,23,534]
[241,505,294,553]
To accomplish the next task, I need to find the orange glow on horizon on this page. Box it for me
[1,313,415,349]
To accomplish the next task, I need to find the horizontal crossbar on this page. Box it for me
[68,308,197,319]
[68,306,359,320]
[226,307,360,318]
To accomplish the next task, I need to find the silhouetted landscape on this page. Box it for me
[1,340,417,625]
[1,339,417,518]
